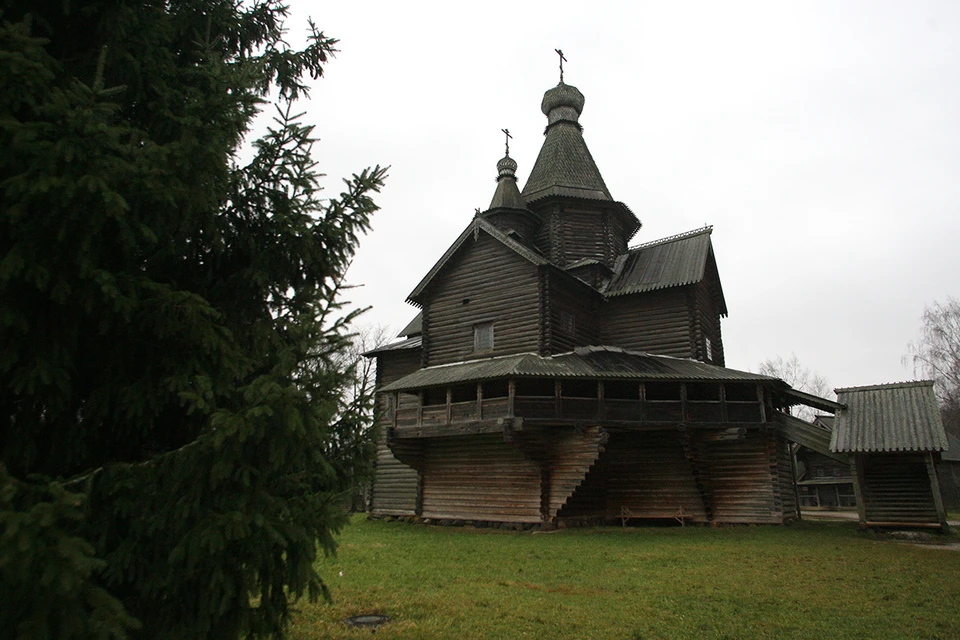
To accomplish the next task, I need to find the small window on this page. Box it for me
[705,336,713,362]
[474,322,494,352]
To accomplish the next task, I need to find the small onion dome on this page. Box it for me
[541,82,585,127]
[497,154,518,181]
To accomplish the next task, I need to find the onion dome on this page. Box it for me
[488,153,527,211]
[522,81,612,203]
[541,82,585,128]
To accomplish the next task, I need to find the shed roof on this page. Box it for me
[830,381,947,453]
[606,227,726,314]
[379,345,778,392]
[363,335,421,357]
[398,313,422,338]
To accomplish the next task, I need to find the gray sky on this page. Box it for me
[292,0,960,391]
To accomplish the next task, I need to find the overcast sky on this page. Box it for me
[288,0,960,392]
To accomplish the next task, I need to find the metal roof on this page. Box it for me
[406,217,548,305]
[363,335,421,357]
[943,432,960,462]
[830,381,947,453]
[398,313,422,338]
[606,228,726,314]
[379,346,778,392]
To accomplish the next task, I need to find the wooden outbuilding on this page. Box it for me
[367,76,840,527]
[831,381,950,531]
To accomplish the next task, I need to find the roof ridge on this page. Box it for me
[627,226,713,252]
[835,380,934,394]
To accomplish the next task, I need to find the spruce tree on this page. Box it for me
[0,1,385,637]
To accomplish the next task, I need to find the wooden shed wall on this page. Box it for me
[423,233,541,367]
[861,453,940,524]
[599,288,694,358]
[370,348,422,517]
[420,434,543,523]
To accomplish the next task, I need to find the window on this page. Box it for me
[473,322,494,352]
[705,336,713,362]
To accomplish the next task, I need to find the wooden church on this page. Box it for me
[367,75,838,526]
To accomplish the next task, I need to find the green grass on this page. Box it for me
[289,516,960,640]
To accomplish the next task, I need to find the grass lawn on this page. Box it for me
[289,516,960,640]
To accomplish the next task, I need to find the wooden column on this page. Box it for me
[925,451,949,533]
[445,388,452,425]
[789,442,802,521]
[850,454,867,528]
[476,382,483,420]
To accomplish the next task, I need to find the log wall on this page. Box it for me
[600,288,694,358]
[370,348,422,517]
[544,271,600,355]
[532,204,628,268]
[420,434,543,523]
[687,429,784,524]
[423,233,541,367]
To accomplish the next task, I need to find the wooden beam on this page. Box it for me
[393,418,521,439]
[925,451,949,533]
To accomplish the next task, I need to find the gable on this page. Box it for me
[407,217,546,306]
[422,231,543,367]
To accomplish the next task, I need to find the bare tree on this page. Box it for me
[758,353,833,422]
[906,297,960,437]
[328,323,394,511]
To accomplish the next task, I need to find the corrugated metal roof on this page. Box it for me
[943,432,960,462]
[380,346,778,392]
[830,381,947,453]
[399,313,422,338]
[606,228,725,314]
[407,217,548,304]
[363,335,422,357]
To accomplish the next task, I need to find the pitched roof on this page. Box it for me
[379,345,778,392]
[522,122,612,203]
[606,228,726,313]
[830,381,947,453]
[406,217,548,305]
